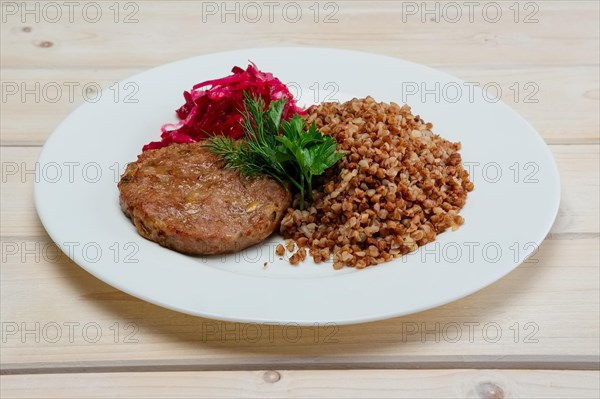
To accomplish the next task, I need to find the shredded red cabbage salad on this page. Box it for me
[143,62,305,151]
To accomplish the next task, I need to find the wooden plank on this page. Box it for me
[2,370,599,398]
[1,1,597,69]
[1,65,598,146]
[0,145,598,370]
[549,144,599,235]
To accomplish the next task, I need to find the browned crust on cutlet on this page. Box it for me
[118,143,291,255]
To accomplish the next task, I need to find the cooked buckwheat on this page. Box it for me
[280,97,474,269]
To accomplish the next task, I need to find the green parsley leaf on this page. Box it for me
[205,93,343,209]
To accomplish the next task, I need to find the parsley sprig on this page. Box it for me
[205,93,344,209]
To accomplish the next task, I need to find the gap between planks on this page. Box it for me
[2,356,600,376]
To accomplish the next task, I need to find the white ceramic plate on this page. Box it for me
[34,47,560,325]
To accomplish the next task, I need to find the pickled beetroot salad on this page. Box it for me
[143,62,305,151]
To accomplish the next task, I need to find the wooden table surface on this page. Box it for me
[1,1,599,398]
